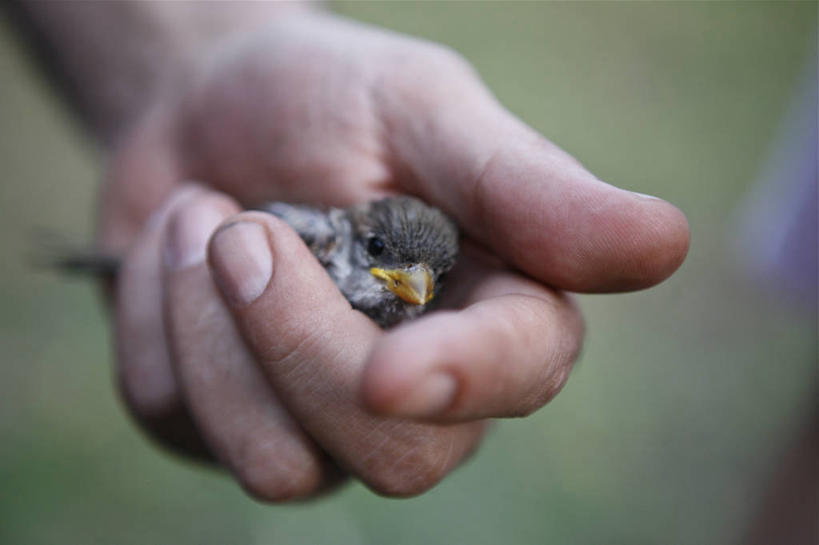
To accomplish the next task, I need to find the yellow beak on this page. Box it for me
[370,264,434,305]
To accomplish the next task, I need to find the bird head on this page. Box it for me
[349,196,459,313]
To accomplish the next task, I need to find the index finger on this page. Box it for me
[361,248,584,422]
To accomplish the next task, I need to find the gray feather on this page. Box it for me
[260,197,459,327]
[48,197,459,328]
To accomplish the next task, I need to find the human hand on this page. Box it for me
[100,11,689,498]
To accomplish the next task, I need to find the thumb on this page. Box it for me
[379,51,689,292]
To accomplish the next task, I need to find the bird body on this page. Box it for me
[261,196,459,327]
[47,196,458,328]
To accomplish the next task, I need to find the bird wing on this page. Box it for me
[257,202,342,265]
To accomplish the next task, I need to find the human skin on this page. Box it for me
[16,2,689,498]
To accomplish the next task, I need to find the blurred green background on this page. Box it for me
[0,2,815,544]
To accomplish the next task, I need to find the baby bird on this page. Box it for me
[262,196,459,328]
[49,196,459,328]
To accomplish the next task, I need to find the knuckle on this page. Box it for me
[515,339,578,418]
[361,438,453,497]
[170,190,235,219]
[489,294,582,418]
[417,41,474,76]
[508,365,572,418]
[389,38,474,76]
[238,467,318,503]
[113,298,179,419]
[116,364,178,419]
[234,439,323,503]
[374,41,480,112]
[506,403,540,419]
[506,386,555,418]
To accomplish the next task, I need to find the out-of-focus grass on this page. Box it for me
[0,3,815,544]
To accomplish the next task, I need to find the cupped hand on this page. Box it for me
[100,12,689,499]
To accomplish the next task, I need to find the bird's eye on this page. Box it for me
[367,236,385,257]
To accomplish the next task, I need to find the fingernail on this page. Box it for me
[164,197,226,270]
[630,191,661,202]
[393,372,457,417]
[209,222,272,306]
